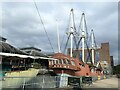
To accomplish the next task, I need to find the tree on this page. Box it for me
[113,64,120,74]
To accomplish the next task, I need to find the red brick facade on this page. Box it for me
[68,42,113,66]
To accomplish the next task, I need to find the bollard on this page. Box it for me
[104,75,106,79]
[98,76,100,80]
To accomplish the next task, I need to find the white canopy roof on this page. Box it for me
[0,52,57,60]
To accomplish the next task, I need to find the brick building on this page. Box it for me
[68,42,114,66]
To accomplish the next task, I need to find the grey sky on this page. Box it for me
[1,1,118,65]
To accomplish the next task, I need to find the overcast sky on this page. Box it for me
[1,1,119,65]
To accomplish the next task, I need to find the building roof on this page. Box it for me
[0,36,7,42]
[30,50,47,57]
[0,41,27,55]
[20,47,41,52]
[20,47,49,57]
[0,52,57,60]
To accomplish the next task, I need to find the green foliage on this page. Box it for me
[31,63,42,69]
[113,64,120,74]
[88,63,95,68]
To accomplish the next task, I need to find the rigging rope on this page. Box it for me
[78,13,88,42]
[73,34,78,49]
[62,9,79,54]
[85,40,92,64]
[60,13,71,53]
[63,34,71,54]
[33,0,55,53]
[77,37,82,49]
[93,32,98,49]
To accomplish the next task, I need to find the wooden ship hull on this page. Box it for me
[49,53,103,77]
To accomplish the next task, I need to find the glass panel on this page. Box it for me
[96,51,100,62]
[71,61,75,66]
[73,52,76,58]
[67,59,71,64]
[56,60,59,64]
[59,59,62,64]
[53,60,55,64]
[63,59,66,64]
[79,51,82,60]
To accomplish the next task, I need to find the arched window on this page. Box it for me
[67,59,71,64]
[59,59,62,64]
[63,59,66,64]
[56,60,59,64]
[79,51,82,60]
[71,61,75,66]
[53,60,55,65]
[96,51,100,62]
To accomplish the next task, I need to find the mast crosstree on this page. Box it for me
[66,9,78,57]
[64,9,96,65]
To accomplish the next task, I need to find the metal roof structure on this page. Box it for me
[0,41,27,54]
[0,41,57,60]
[0,52,57,60]
[20,47,41,52]
[20,47,47,57]
[0,36,7,42]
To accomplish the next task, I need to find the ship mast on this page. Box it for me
[69,9,74,57]
[81,13,85,63]
[56,20,61,53]
[91,29,95,65]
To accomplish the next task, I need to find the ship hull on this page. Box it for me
[49,53,103,77]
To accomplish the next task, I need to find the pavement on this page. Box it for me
[83,76,119,89]
[0,76,119,90]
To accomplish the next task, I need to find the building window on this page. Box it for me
[87,52,91,62]
[67,59,71,64]
[63,59,66,64]
[51,60,53,65]
[73,52,76,58]
[53,60,56,65]
[59,59,62,64]
[56,60,59,64]
[52,60,54,65]
[79,51,82,60]
[96,51,100,62]
[71,61,75,66]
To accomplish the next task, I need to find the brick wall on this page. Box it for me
[99,42,111,65]
[68,42,112,66]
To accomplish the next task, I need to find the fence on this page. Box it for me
[1,75,111,89]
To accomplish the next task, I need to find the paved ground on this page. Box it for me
[1,76,119,90]
[83,77,119,89]
[53,77,120,90]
